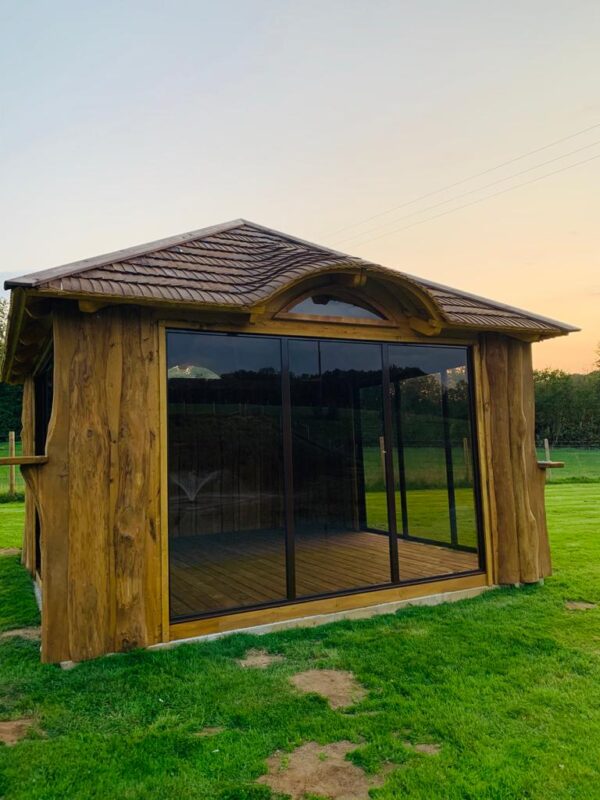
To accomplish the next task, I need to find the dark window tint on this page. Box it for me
[287,294,385,320]
[289,339,392,596]
[166,332,483,621]
[167,332,286,619]
[388,345,479,555]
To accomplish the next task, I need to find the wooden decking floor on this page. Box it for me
[169,529,479,619]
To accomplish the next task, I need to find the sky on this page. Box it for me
[1,0,598,372]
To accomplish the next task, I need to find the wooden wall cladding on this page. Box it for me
[24,305,162,663]
[20,377,36,573]
[20,306,552,662]
[479,334,551,585]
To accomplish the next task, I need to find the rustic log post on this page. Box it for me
[34,306,162,663]
[481,334,552,585]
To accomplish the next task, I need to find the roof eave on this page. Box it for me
[1,288,27,384]
[3,218,250,291]
[407,272,579,334]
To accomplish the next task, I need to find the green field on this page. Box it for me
[362,445,474,490]
[0,442,597,499]
[536,446,600,482]
[365,487,478,548]
[0,484,599,798]
[361,445,600,491]
[0,503,26,549]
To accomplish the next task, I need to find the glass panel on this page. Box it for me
[167,331,286,619]
[289,339,392,597]
[389,345,480,580]
[288,294,385,320]
[444,364,479,550]
[360,384,389,532]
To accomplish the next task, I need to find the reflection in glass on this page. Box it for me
[388,346,479,561]
[288,294,385,320]
[289,339,393,597]
[167,332,286,619]
[166,332,483,621]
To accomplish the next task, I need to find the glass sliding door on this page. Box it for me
[167,331,286,619]
[166,331,483,622]
[388,345,480,579]
[288,339,394,597]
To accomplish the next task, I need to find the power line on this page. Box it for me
[325,121,600,238]
[348,151,600,247]
[334,137,600,245]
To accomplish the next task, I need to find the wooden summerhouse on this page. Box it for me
[0,220,576,663]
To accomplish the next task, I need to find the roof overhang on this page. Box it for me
[1,219,579,383]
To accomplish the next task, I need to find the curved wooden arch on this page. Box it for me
[259,264,445,335]
[276,283,393,327]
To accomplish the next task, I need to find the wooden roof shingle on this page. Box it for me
[5,219,577,336]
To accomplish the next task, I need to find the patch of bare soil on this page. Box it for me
[0,718,35,746]
[194,726,225,737]
[0,548,21,557]
[258,740,389,800]
[403,740,441,755]
[0,627,41,642]
[565,600,597,611]
[290,669,367,709]
[237,649,284,668]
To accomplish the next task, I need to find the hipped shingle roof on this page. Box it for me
[5,219,577,336]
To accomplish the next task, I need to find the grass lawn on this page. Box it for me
[0,441,25,496]
[536,447,600,483]
[0,484,599,798]
[362,445,475,490]
[0,503,27,549]
[365,487,478,548]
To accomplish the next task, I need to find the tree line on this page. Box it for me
[534,367,600,447]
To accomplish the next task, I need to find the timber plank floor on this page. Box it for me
[169,529,479,619]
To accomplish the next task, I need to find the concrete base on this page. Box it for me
[150,583,495,653]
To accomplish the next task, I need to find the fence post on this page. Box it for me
[544,437,551,480]
[8,431,16,496]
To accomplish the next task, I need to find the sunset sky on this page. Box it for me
[1,1,598,371]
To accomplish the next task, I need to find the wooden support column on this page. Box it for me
[24,305,162,663]
[479,334,551,584]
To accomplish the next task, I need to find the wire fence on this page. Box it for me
[1,436,598,500]
[535,441,600,483]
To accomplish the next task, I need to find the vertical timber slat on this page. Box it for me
[20,378,36,573]
[483,335,520,583]
[67,312,114,661]
[472,341,497,585]
[113,309,162,651]
[39,309,77,662]
[21,304,551,661]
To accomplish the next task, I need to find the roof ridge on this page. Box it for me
[2,217,578,336]
[4,218,366,291]
[4,219,248,290]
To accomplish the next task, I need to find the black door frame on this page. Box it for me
[166,329,485,623]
